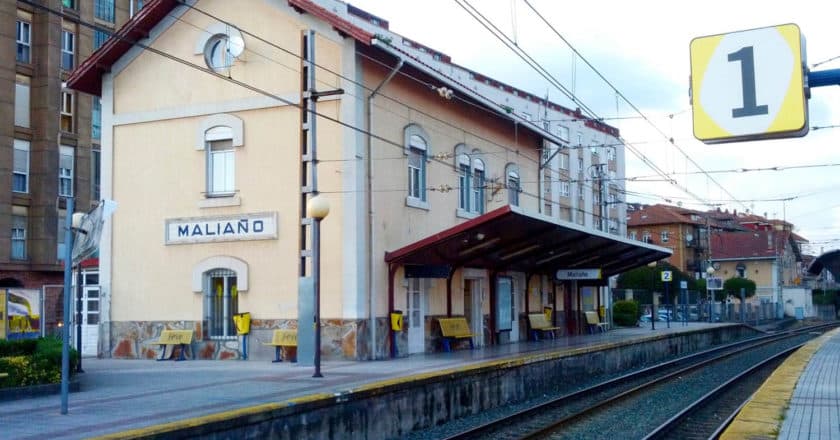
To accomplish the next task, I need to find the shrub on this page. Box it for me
[613,300,639,327]
[0,337,78,389]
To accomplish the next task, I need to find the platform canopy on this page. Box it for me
[807,250,840,280]
[385,205,672,279]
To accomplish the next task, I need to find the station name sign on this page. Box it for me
[555,268,602,280]
[165,212,278,245]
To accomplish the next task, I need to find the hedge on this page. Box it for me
[0,337,78,389]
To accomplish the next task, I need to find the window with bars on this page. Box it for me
[204,269,238,339]
[16,20,31,63]
[61,30,75,70]
[59,145,74,197]
[13,140,29,193]
[94,0,115,22]
[11,215,26,260]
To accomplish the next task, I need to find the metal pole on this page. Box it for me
[740,287,746,322]
[75,265,84,373]
[60,197,74,414]
[313,216,322,378]
[665,281,670,328]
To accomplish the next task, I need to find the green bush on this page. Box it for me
[613,300,639,327]
[0,337,78,389]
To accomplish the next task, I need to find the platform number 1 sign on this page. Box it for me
[690,24,807,144]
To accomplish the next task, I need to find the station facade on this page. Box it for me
[68,0,670,360]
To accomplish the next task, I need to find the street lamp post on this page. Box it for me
[59,198,74,415]
[307,194,330,378]
[71,213,87,374]
[706,266,715,323]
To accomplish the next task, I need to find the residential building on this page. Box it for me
[68,0,668,360]
[1,1,143,348]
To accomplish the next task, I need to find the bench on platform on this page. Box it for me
[263,329,297,362]
[585,311,609,334]
[438,317,474,352]
[151,329,193,361]
[528,313,562,340]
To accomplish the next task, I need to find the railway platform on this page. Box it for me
[0,322,767,439]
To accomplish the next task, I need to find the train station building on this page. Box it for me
[68,0,670,360]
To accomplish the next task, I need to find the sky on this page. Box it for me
[346,0,840,254]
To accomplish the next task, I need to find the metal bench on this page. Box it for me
[438,317,474,352]
[528,313,562,340]
[585,311,609,333]
[262,329,297,362]
[150,329,193,361]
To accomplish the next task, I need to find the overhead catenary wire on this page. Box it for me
[519,0,748,211]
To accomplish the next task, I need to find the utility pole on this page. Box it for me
[298,30,343,377]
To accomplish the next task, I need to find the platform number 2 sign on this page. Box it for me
[690,24,807,144]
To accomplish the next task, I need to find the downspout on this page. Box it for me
[367,56,403,360]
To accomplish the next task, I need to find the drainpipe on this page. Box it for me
[367,56,403,360]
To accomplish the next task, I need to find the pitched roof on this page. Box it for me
[626,204,704,227]
[710,229,792,260]
[68,0,374,96]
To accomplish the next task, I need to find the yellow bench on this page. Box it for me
[263,329,297,362]
[438,317,474,352]
[528,313,562,340]
[585,311,608,334]
[151,329,193,361]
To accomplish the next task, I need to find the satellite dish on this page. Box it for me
[228,34,245,58]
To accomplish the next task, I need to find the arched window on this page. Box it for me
[505,163,520,206]
[454,145,486,217]
[471,157,485,214]
[404,125,429,208]
[196,114,243,199]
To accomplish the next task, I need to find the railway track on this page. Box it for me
[443,324,834,440]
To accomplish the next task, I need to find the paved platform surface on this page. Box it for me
[0,322,723,439]
[779,329,840,439]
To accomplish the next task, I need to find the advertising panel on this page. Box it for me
[6,289,41,340]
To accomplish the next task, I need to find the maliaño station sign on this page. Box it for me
[165,212,278,245]
[555,268,602,280]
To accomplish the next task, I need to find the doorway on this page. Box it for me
[72,270,100,356]
[463,278,483,347]
[406,278,426,354]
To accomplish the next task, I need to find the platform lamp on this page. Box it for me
[706,265,715,323]
[307,194,330,378]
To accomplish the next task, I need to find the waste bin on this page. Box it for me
[233,312,251,335]
[390,310,404,331]
[543,306,553,322]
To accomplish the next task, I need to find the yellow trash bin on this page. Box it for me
[233,312,251,335]
[390,310,404,331]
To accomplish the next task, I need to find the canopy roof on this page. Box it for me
[385,205,672,279]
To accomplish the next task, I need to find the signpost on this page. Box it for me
[690,23,840,144]
[690,24,807,143]
[661,271,672,328]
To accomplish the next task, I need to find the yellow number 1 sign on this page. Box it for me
[690,24,807,144]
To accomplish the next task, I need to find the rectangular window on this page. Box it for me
[92,97,101,139]
[507,175,520,206]
[13,140,30,193]
[61,91,74,133]
[93,30,109,50]
[205,270,238,339]
[559,153,569,170]
[16,20,31,63]
[59,145,74,197]
[57,212,66,259]
[94,0,115,22]
[62,0,76,8]
[91,149,101,201]
[11,214,27,260]
[661,230,670,243]
[607,147,616,161]
[577,132,583,146]
[557,126,570,143]
[208,140,235,195]
[471,168,485,214]
[629,231,637,240]
[15,77,30,128]
[61,30,75,70]
[577,158,584,173]
[559,180,570,197]
[408,147,425,202]
[458,163,470,210]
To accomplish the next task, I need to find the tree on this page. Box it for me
[723,277,757,302]
[616,262,696,293]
